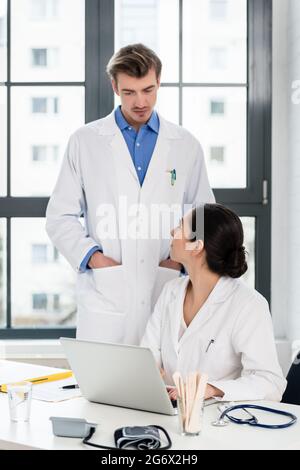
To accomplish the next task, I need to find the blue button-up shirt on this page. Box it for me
[79,106,160,272]
[114,105,160,186]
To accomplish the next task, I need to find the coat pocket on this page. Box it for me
[151,266,181,309]
[92,265,127,313]
[76,307,126,344]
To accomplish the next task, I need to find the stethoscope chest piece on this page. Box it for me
[211,418,229,427]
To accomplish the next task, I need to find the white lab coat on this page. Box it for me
[141,276,287,402]
[45,110,215,345]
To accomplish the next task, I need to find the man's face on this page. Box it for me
[112,67,160,126]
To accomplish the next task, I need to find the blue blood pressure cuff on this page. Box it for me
[114,426,161,450]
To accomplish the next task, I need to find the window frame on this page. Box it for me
[0,0,271,339]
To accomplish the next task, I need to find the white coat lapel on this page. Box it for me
[178,276,238,347]
[109,132,140,186]
[141,115,182,197]
[168,277,190,355]
[96,110,140,186]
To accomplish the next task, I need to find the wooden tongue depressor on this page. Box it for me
[185,372,197,432]
[172,372,181,397]
[188,373,209,433]
[185,376,190,431]
[173,372,186,428]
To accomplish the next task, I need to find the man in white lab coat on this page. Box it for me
[46,43,215,345]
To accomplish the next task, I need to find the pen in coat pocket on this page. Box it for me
[205,339,215,353]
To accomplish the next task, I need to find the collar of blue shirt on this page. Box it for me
[114,105,159,134]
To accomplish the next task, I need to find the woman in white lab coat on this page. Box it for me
[141,204,287,402]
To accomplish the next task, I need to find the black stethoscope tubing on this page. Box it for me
[219,404,297,429]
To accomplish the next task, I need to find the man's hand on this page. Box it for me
[88,251,120,269]
[159,258,182,271]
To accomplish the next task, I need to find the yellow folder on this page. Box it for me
[0,370,73,393]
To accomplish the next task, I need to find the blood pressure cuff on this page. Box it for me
[114,426,161,450]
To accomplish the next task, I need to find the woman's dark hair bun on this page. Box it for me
[191,204,248,279]
[223,246,248,278]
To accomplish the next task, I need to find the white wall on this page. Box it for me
[286,0,300,342]
[272,0,289,340]
[272,0,300,366]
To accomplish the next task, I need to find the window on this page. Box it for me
[32,145,47,162]
[32,145,59,162]
[30,0,58,21]
[31,244,60,264]
[1,0,84,337]
[53,294,60,311]
[210,146,225,164]
[31,96,59,114]
[31,97,47,114]
[115,0,179,83]
[209,0,227,19]
[0,87,7,195]
[115,0,271,304]
[32,293,47,311]
[0,220,6,327]
[184,88,247,188]
[0,15,6,47]
[209,47,227,70]
[31,48,59,68]
[53,247,59,262]
[0,0,272,338]
[31,48,47,67]
[12,0,84,82]
[183,0,247,83]
[32,244,47,264]
[52,145,59,161]
[53,97,59,114]
[0,1,7,82]
[11,219,77,328]
[32,293,61,314]
[210,99,225,116]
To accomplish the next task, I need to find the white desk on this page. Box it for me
[0,362,299,450]
[1,394,300,450]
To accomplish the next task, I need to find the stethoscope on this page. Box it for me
[212,404,297,429]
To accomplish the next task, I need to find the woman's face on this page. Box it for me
[170,214,197,264]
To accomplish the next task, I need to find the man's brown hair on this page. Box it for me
[106,43,162,84]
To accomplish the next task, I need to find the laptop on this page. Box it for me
[60,337,215,416]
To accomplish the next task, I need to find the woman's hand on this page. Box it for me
[204,384,224,399]
[166,384,224,402]
[167,387,177,401]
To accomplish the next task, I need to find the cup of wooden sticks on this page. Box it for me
[173,371,208,436]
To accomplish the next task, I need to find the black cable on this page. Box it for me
[82,425,172,450]
[149,425,172,450]
[83,427,117,450]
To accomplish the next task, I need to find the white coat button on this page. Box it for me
[140,259,144,263]
[141,300,145,305]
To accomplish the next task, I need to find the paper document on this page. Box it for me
[0,360,81,402]
[32,377,82,402]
